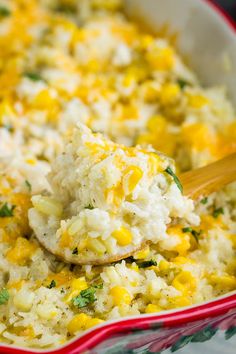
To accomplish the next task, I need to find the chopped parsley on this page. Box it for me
[0,6,11,17]
[47,280,56,289]
[0,288,9,305]
[165,166,183,193]
[3,123,14,132]
[25,180,32,192]
[72,284,103,308]
[137,260,157,268]
[182,227,201,242]
[0,203,15,217]
[24,72,43,82]
[72,247,78,255]
[200,197,208,205]
[85,204,94,210]
[177,79,189,89]
[213,207,224,218]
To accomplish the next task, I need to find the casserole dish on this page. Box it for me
[0,0,236,353]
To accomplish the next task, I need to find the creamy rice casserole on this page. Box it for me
[0,0,235,349]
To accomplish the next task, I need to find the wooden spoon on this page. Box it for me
[35,153,236,265]
[180,152,236,199]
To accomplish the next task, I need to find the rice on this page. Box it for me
[0,0,235,350]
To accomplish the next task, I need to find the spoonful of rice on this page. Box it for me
[28,124,236,265]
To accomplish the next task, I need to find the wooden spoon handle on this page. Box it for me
[180,153,236,199]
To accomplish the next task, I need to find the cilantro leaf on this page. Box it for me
[24,72,43,82]
[0,288,9,305]
[213,207,224,218]
[47,280,56,289]
[0,203,15,217]
[85,204,94,210]
[177,79,189,89]
[201,197,208,205]
[72,284,103,308]
[137,260,157,268]
[182,227,201,242]
[25,180,32,192]
[0,6,11,17]
[72,247,78,255]
[165,166,183,193]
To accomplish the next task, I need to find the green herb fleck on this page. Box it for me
[24,72,43,81]
[72,284,103,308]
[3,123,14,132]
[200,197,208,205]
[137,260,157,268]
[182,227,201,242]
[25,180,32,192]
[0,288,9,305]
[213,207,224,218]
[0,6,11,17]
[47,280,56,289]
[0,203,15,217]
[72,247,78,255]
[177,79,189,89]
[165,166,183,193]
[85,204,94,210]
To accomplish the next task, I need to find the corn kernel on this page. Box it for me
[146,47,174,71]
[6,237,36,265]
[36,304,58,320]
[123,165,143,194]
[112,227,132,246]
[13,289,35,312]
[145,304,162,313]
[32,196,63,217]
[32,89,56,110]
[147,115,167,133]
[159,83,180,105]
[110,286,132,306]
[159,260,169,272]
[172,271,196,296]
[169,296,191,308]
[67,313,90,334]
[85,318,104,329]
[187,94,210,109]
[209,275,236,290]
[64,277,88,303]
[133,246,150,260]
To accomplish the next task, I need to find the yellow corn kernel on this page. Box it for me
[0,100,14,123]
[159,260,169,272]
[142,81,160,102]
[187,94,210,109]
[6,237,36,265]
[167,226,191,256]
[64,276,88,303]
[25,158,36,165]
[59,231,73,248]
[133,246,150,260]
[145,304,162,313]
[172,271,196,296]
[32,89,56,110]
[85,318,104,329]
[209,275,236,290]
[172,256,195,265]
[110,286,132,306]
[169,296,191,308]
[123,165,143,194]
[92,0,122,11]
[31,195,63,217]
[121,104,139,120]
[147,115,167,133]
[112,227,132,246]
[139,35,154,50]
[87,238,106,255]
[146,46,174,71]
[67,313,91,334]
[159,83,180,105]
